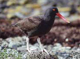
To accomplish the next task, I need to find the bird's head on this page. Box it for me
[45,7,70,23]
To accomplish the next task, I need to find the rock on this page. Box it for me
[17,46,26,53]
[54,43,62,47]
[1,40,8,49]
[6,37,23,48]
[11,45,18,49]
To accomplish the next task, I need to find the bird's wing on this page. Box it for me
[14,16,43,31]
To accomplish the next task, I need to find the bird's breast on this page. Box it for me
[29,21,53,37]
[40,22,53,33]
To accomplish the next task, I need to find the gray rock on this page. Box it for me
[17,46,27,53]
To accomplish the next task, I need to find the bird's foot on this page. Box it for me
[43,49,49,55]
[37,38,49,55]
[26,49,31,53]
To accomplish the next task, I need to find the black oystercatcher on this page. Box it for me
[13,7,70,53]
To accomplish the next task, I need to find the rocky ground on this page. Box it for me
[0,36,80,59]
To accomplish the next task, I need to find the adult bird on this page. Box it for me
[13,7,70,54]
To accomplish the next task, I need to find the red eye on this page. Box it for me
[53,9,56,11]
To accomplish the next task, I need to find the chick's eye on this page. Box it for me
[53,9,56,11]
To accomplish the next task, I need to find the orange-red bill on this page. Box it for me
[56,13,70,23]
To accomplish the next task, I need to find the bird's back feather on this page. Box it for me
[14,16,43,31]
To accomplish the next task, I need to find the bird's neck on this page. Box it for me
[44,14,56,22]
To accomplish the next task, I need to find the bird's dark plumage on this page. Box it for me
[14,7,59,37]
